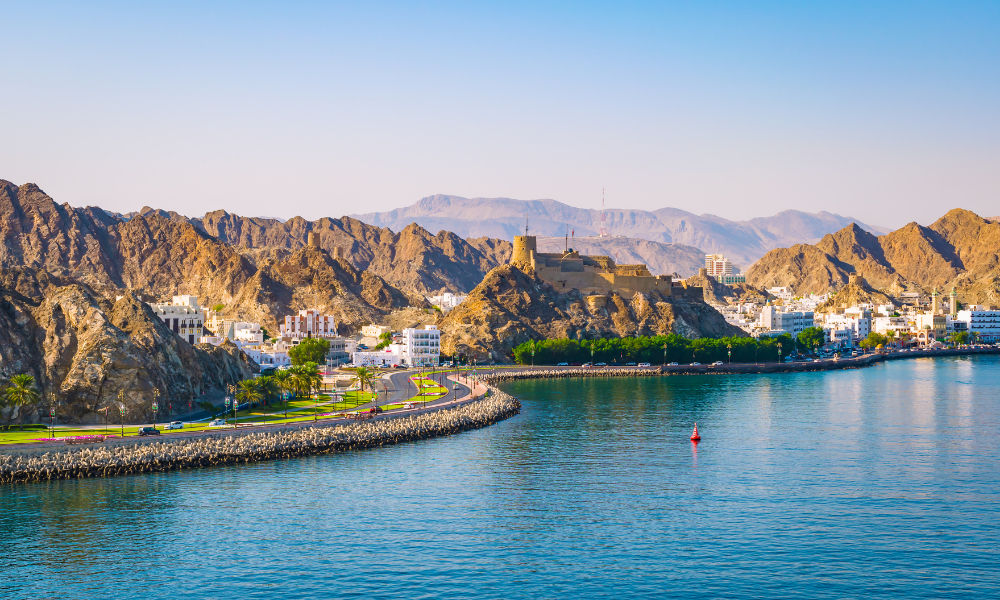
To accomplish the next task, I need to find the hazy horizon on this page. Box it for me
[2,2,997,229]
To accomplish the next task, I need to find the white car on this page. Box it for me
[403,403,414,409]
[711,361,724,366]
[691,362,701,366]
[668,362,678,366]
[637,362,651,367]
[208,419,227,427]
[165,421,184,430]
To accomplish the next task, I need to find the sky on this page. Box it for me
[1,1,998,227]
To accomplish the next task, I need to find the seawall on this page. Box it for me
[481,347,1000,382]
[0,390,520,484]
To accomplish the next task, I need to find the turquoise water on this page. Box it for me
[2,356,999,598]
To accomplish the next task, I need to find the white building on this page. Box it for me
[402,325,441,367]
[149,295,205,345]
[361,324,392,338]
[955,310,1000,342]
[705,254,745,284]
[427,292,468,313]
[823,311,871,343]
[280,309,338,340]
[759,306,814,338]
[873,316,911,337]
[352,346,405,368]
[768,287,793,301]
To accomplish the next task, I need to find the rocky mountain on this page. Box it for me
[0,283,256,425]
[534,236,705,277]
[352,194,889,266]
[682,272,774,305]
[746,209,1000,305]
[144,208,512,296]
[439,264,745,361]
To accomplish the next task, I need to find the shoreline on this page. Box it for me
[0,381,519,484]
[480,347,1000,382]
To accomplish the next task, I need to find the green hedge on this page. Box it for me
[512,333,796,365]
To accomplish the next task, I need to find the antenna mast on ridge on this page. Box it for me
[524,214,529,237]
[599,187,608,238]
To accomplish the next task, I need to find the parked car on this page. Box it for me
[582,362,593,367]
[595,362,608,367]
[711,361,724,366]
[441,361,453,367]
[691,362,701,366]
[557,362,569,366]
[667,362,678,366]
[625,362,637,366]
[137,427,160,436]
[403,403,414,409]
[165,421,184,430]
[637,362,651,367]
[208,419,227,427]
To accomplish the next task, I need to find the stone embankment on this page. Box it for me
[480,347,1000,383]
[0,390,520,484]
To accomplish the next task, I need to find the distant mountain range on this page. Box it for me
[534,236,705,277]
[352,195,890,266]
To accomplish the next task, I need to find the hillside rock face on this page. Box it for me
[683,273,774,305]
[746,209,1000,304]
[534,235,705,277]
[0,287,256,425]
[439,264,745,361]
[191,210,511,295]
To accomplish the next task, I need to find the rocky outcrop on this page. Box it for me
[746,209,1000,304]
[683,272,774,305]
[0,287,257,425]
[438,264,745,361]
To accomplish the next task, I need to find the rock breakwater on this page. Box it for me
[0,391,520,484]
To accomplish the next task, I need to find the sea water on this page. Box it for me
[2,356,998,598]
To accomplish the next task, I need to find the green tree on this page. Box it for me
[256,376,279,407]
[859,331,888,351]
[374,332,392,351]
[288,337,330,365]
[885,329,897,348]
[797,327,825,353]
[4,374,41,430]
[272,369,293,418]
[953,331,970,345]
[212,303,225,313]
[235,379,263,408]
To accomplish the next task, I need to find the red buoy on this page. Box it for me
[690,423,701,442]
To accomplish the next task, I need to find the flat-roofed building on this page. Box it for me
[149,295,205,345]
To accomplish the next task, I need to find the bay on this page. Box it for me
[2,356,998,598]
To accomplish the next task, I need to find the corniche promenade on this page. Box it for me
[0,386,520,484]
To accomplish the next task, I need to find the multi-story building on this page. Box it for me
[759,306,814,339]
[402,325,441,367]
[705,254,745,284]
[873,316,911,337]
[149,295,205,344]
[955,310,1000,342]
[280,309,338,340]
[768,287,793,301]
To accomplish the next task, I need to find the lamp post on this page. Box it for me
[152,388,160,430]
[119,402,125,438]
[777,342,782,363]
[49,405,54,439]
[228,383,237,429]
[727,343,732,364]
[663,342,667,367]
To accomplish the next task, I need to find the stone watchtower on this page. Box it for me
[511,235,537,270]
[308,232,322,248]
[848,272,864,287]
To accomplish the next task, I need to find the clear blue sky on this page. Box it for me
[1,1,997,227]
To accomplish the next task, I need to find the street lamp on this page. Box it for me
[118,390,126,437]
[727,343,732,364]
[227,383,237,429]
[49,405,55,439]
[663,342,668,367]
[777,342,782,363]
[152,388,160,430]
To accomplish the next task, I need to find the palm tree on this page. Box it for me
[293,362,322,421]
[235,379,263,413]
[257,376,279,408]
[5,374,40,430]
[885,330,897,349]
[353,366,375,409]
[272,370,292,419]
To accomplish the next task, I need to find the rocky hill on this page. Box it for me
[352,194,888,265]
[0,285,256,425]
[534,235,704,277]
[746,209,1000,305]
[439,264,745,361]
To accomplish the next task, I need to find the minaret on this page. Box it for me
[950,287,958,315]
[931,287,939,314]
